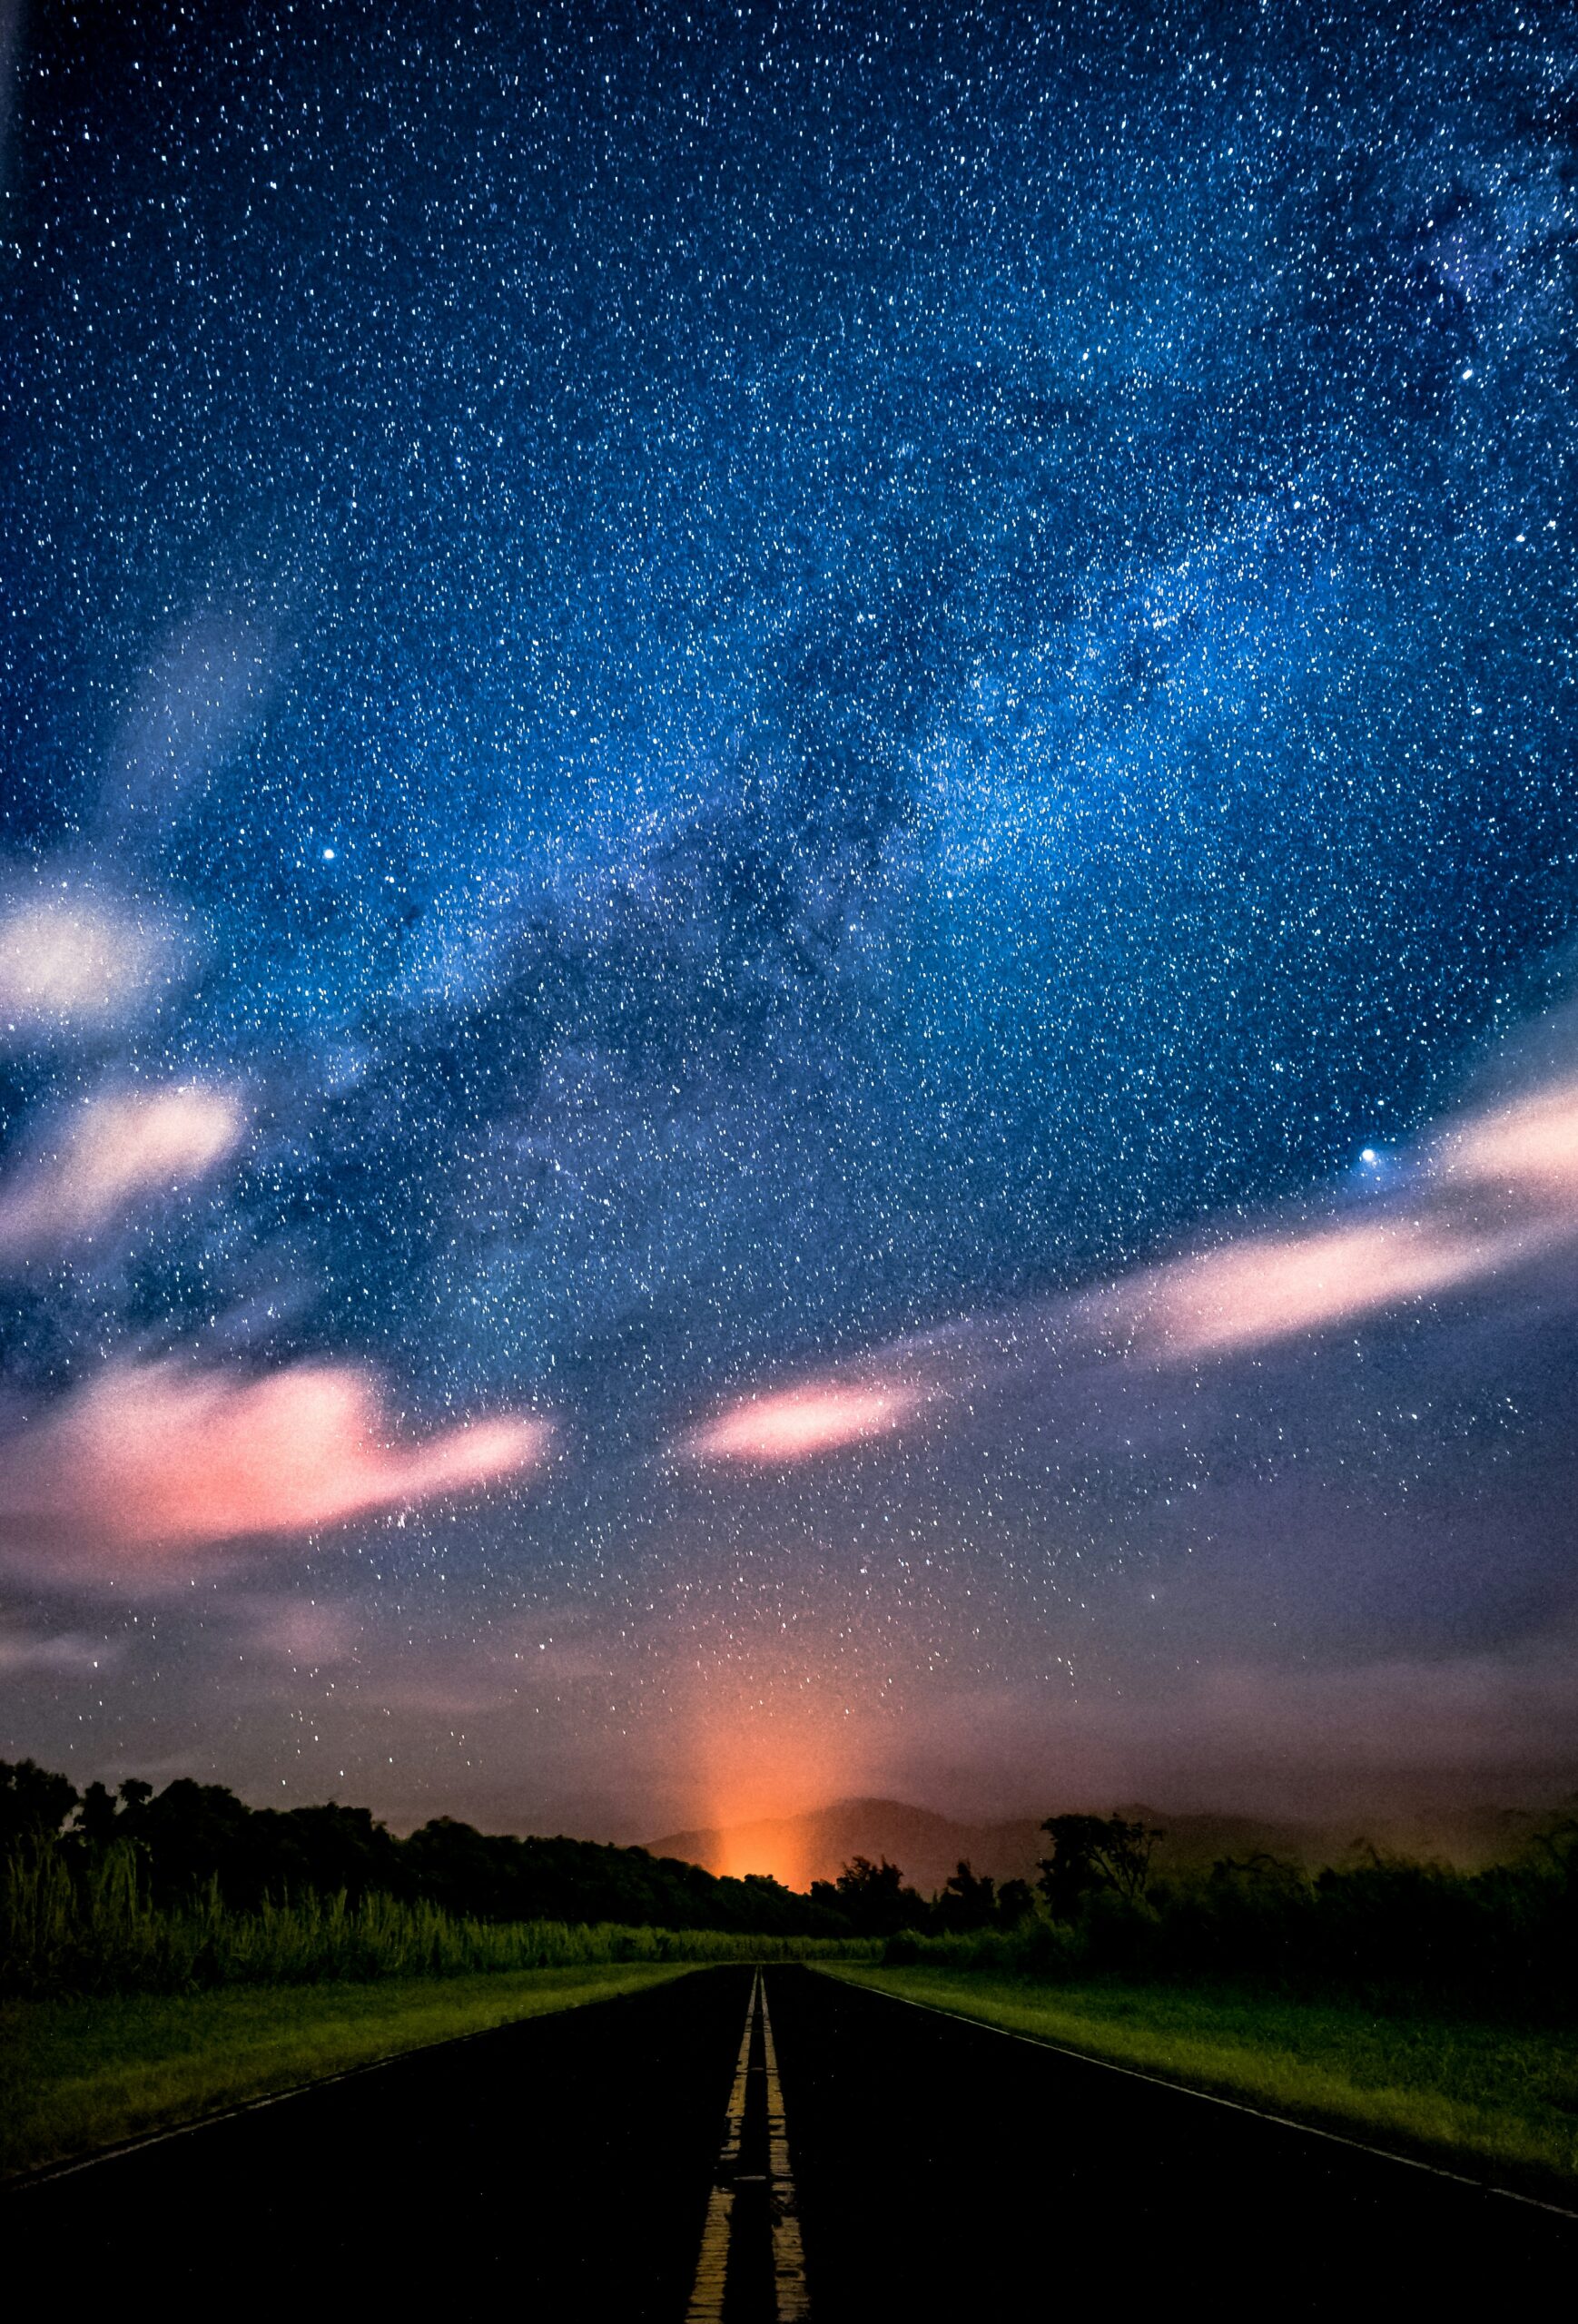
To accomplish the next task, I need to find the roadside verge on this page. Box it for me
[825,1963,1578,2208]
[3,1963,692,2182]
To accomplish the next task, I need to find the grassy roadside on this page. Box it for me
[2,1963,693,2182]
[828,1965,1578,2198]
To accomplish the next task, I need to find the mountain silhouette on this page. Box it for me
[642,1794,1527,1895]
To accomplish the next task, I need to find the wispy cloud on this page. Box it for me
[0,896,172,1032]
[0,1359,550,1566]
[1440,1076,1578,1195]
[892,1639,1578,1821]
[1132,1216,1531,1360]
[681,1059,1578,1460]
[108,615,271,826]
[0,1086,244,1253]
[231,1594,362,1668]
[0,1621,119,1675]
[683,1383,922,1463]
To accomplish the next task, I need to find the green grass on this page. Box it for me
[830,1965,1578,2199]
[1,1963,693,2181]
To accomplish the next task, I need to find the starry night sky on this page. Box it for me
[3,0,1577,1842]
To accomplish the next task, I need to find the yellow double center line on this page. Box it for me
[685,1970,808,2321]
[759,1978,808,2316]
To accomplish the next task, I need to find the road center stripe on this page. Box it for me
[685,1971,759,2322]
[685,1970,810,2320]
[759,1978,810,2320]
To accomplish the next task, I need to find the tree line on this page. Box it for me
[0,1758,843,1937]
[0,1758,1057,1941]
[7,1761,1573,2006]
[889,1809,1578,2014]
[0,1762,1147,1943]
[0,1761,1140,1943]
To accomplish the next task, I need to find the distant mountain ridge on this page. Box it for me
[643,1793,1530,1896]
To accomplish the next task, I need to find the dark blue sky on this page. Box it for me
[2,1,1576,1837]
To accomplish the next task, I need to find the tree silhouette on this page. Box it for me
[809,1855,926,1935]
[936,1859,998,1932]
[1038,1814,1164,1920]
[74,1781,121,1847]
[0,1759,78,1854]
[995,1878,1035,1927]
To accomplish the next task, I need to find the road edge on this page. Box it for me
[816,1965,1578,2224]
[4,1962,703,2194]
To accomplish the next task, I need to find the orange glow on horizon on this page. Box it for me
[670,1659,880,1894]
[712,1829,809,1890]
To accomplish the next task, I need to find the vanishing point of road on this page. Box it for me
[10,1967,1573,2314]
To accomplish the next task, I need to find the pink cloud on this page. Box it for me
[0,1087,243,1251]
[1442,1076,1578,1197]
[675,1220,1515,1467]
[1135,1216,1524,1359]
[685,1382,920,1462]
[0,1358,549,1560]
[676,1060,1578,1461]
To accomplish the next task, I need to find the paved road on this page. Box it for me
[14,1968,747,2315]
[771,1968,1576,2314]
[10,1965,1573,2314]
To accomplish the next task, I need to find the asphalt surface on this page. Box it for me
[770,1969,1577,2314]
[13,1968,748,2315]
[10,1965,1575,2315]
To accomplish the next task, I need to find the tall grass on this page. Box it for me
[1,1845,878,1995]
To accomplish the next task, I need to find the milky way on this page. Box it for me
[3,2,1577,1839]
